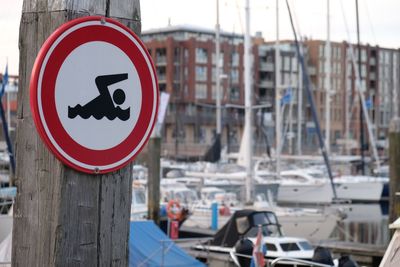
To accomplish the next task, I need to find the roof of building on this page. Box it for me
[142,24,244,39]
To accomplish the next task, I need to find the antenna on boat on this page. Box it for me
[285,0,338,200]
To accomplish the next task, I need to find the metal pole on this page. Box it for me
[297,58,303,155]
[356,0,365,175]
[216,0,221,136]
[275,0,281,178]
[7,92,10,134]
[244,0,253,202]
[325,0,331,154]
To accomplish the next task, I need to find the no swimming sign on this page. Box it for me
[30,16,159,174]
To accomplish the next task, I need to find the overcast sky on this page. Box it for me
[1,0,400,75]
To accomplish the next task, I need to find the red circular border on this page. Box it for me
[30,16,159,174]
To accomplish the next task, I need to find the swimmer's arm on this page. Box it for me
[95,74,128,95]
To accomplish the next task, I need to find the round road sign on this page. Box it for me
[30,16,159,174]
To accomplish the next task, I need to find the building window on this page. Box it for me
[319,45,325,58]
[231,69,239,84]
[157,66,166,82]
[362,64,367,78]
[197,128,206,143]
[230,87,240,101]
[174,65,181,81]
[195,83,207,99]
[184,49,189,63]
[196,48,208,64]
[232,52,240,67]
[361,49,367,62]
[174,47,180,63]
[292,57,298,71]
[156,48,166,64]
[196,66,207,81]
[284,56,291,71]
[319,60,324,74]
[212,67,217,82]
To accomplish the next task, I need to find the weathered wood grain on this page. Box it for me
[13,1,140,266]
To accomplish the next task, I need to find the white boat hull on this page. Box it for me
[279,211,339,242]
[277,182,333,204]
[334,181,384,202]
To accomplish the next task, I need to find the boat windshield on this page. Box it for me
[298,241,313,251]
[237,212,282,237]
[253,212,279,225]
[245,224,281,238]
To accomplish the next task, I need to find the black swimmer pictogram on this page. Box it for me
[68,73,130,121]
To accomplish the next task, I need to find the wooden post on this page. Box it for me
[12,1,140,266]
[147,137,161,225]
[389,117,400,227]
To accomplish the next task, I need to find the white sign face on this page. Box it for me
[55,41,141,150]
[30,17,159,174]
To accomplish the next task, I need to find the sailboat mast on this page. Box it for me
[297,60,303,155]
[244,0,253,202]
[275,0,281,178]
[325,0,331,154]
[356,0,366,174]
[216,0,222,138]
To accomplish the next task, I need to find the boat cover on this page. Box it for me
[211,209,279,248]
[129,221,205,267]
[211,209,255,247]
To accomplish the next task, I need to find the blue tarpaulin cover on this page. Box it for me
[129,221,205,267]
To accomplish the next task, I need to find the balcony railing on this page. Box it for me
[259,62,274,72]
[259,80,274,88]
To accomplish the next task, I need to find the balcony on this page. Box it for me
[259,80,274,88]
[258,95,274,105]
[162,142,209,159]
[370,58,376,66]
[156,56,167,65]
[165,113,244,126]
[157,74,166,83]
[259,62,274,72]
[369,72,376,81]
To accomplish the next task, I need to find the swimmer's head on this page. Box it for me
[113,89,126,105]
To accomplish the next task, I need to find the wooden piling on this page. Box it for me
[389,117,400,227]
[12,1,140,265]
[147,136,161,225]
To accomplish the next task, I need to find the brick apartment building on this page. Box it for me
[3,26,398,161]
[142,25,400,160]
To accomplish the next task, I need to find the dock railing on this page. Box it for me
[230,252,334,267]
[270,257,334,267]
